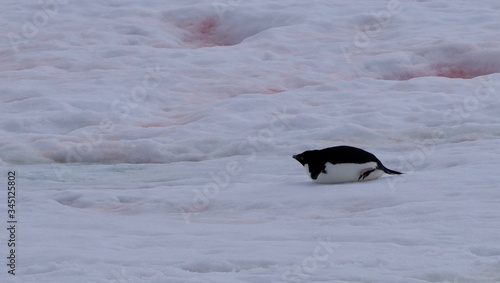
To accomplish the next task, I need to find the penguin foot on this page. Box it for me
[358,168,376,180]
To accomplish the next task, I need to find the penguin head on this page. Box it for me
[293,150,325,180]
[292,150,317,166]
[292,153,306,165]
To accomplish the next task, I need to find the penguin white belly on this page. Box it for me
[306,162,383,184]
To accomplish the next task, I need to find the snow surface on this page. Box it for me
[1,0,500,282]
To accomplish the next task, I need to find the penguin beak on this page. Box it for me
[292,154,303,163]
[293,154,307,166]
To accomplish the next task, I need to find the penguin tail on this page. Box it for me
[379,163,403,175]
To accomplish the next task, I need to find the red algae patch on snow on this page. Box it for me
[264,88,286,94]
[162,5,299,48]
[432,63,487,79]
[364,44,500,80]
[174,16,235,47]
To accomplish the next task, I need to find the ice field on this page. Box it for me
[1,0,500,282]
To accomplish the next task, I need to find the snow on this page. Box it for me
[1,0,500,282]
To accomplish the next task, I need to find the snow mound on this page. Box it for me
[425,47,500,79]
[368,44,500,80]
[180,259,234,273]
[162,5,299,47]
[180,258,273,274]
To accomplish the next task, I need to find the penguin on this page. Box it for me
[292,145,402,184]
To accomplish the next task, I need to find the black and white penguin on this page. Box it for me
[292,145,402,184]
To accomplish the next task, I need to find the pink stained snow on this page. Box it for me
[1,1,500,282]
